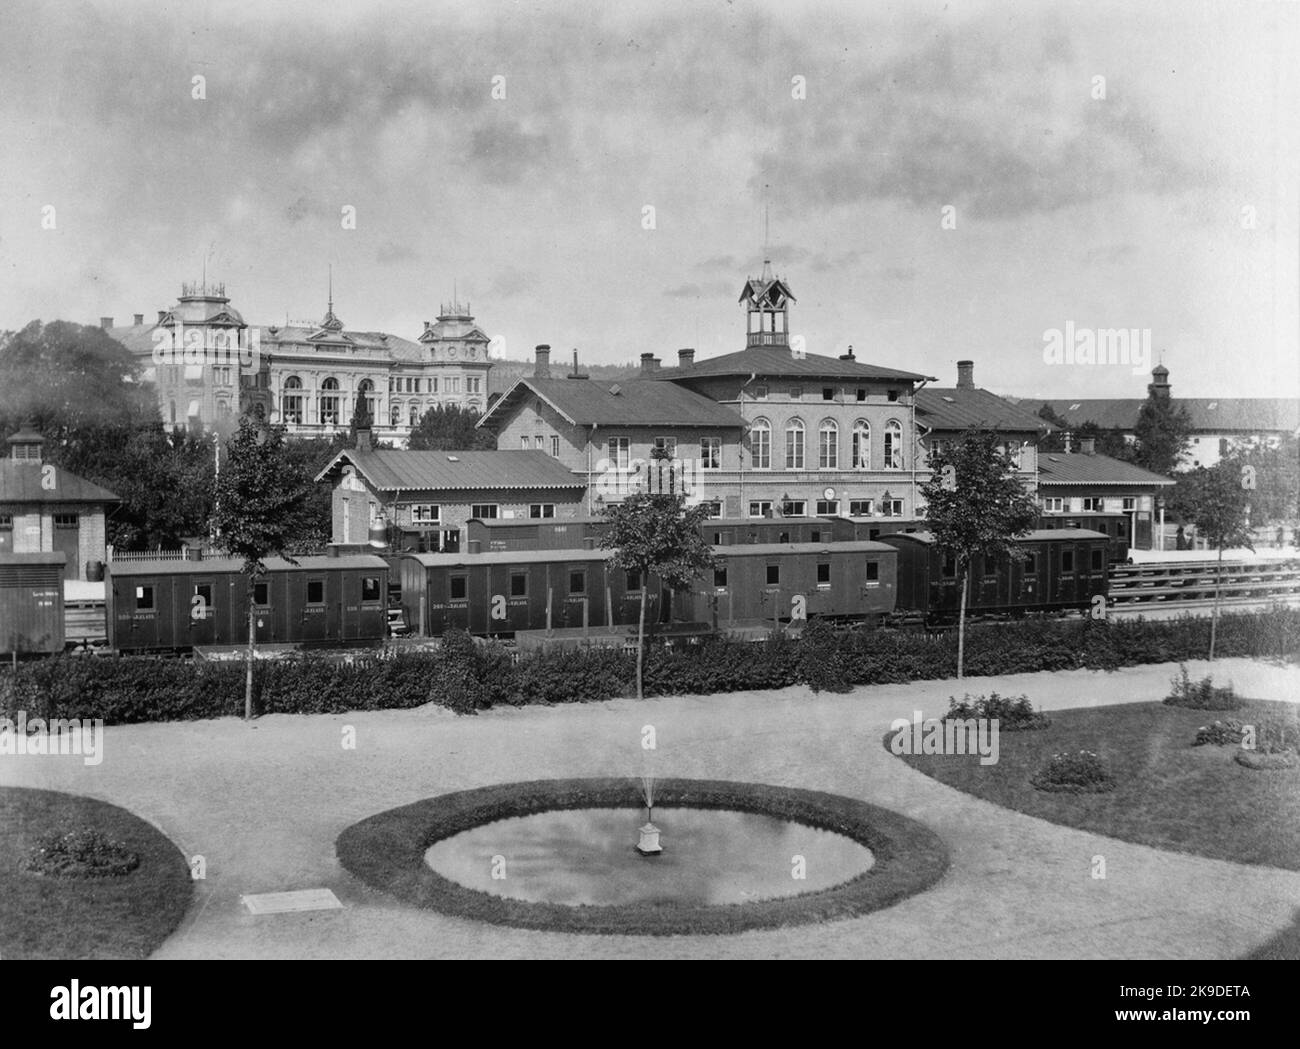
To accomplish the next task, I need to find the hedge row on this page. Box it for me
[2,607,1297,725]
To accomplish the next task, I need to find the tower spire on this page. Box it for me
[321,265,343,331]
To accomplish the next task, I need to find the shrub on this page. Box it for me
[1193,719,1245,747]
[1163,665,1245,710]
[1031,750,1116,793]
[24,827,140,878]
[945,692,1050,731]
[1235,750,1300,771]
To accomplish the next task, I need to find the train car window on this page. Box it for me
[869,528,880,540]
[569,571,586,595]
[450,576,468,600]
[626,570,643,592]
[816,562,831,585]
[778,531,790,543]
[766,564,780,585]
[194,583,213,612]
[714,566,728,588]
[306,579,324,604]
[1023,553,1037,575]
[1061,550,1075,573]
[710,531,723,544]
[135,585,155,610]
[810,529,822,543]
[866,561,879,582]
[510,572,527,597]
[1091,549,1104,572]
[942,554,957,578]
[361,577,382,603]
[253,582,269,606]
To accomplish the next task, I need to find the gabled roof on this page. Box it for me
[1036,453,1176,487]
[315,448,585,492]
[915,387,1055,434]
[478,377,746,431]
[0,461,121,504]
[1039,398,1300,434]
[653,345,931,383]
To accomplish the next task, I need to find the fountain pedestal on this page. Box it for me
[635,821,662,856]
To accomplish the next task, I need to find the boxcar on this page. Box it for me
[1036,511,1132,563]
[882,529,1110,621]
[675,541,898,627]
[0,552,66,656]
[106,555,391,653]
[465,516,607,554]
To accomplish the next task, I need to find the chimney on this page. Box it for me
[133,313,143,326]
[678,347,695,369]
[1063,432,1073,453]
[157,310,166,323]
[534,344,551,379]
[569,349,588,379]
[956,360,975,389]
[100,316,114,330]
[640,352,660,375]
[1080,437,1096,456]
[839,344,856,362]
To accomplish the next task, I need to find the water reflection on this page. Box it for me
[425,807,874,906]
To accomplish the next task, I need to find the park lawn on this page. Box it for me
[0,787,193,959]
[889,700,1300,871]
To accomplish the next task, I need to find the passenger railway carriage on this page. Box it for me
[881,529,1110,622]
[106,555,391,653]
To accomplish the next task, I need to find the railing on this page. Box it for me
[745,332,789,348]
[106,548,189,562]
[1107,558,1300,606]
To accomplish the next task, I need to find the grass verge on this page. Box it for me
[0,787,193,959]
[336,777,949,936]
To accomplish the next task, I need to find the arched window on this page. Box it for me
[409,403,420,427]
[217,400,231,417]
[390,402,402,426]
[320,377,340,425]
[282,376,303,424]
[358,378,375,421]
[784,418,805,470]
[168,401,176,424]
[750,418,771,470]
[852,420,871,469]
[884,419,903,469]
[819,419,838,469]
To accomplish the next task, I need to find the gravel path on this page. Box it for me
[3,657,1298,959]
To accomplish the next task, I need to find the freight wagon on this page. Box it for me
[0,552,66,656]
[106,555,391,653]
[1036,511,1132,563]
[881,529,1110,622]
[465,516,607,553]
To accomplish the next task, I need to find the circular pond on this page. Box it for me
[425,806,875,906]
[338,778,949,935]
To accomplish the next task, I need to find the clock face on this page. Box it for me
[823,487,835,501]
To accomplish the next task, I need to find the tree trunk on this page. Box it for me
[636,583,647,700]
[1209,542,1223,662]
[956,563,969,681]
[245,584,255,721]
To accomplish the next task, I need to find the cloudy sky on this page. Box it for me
[1,0,1295,399]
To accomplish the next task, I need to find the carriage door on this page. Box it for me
[251,579,274,642]
[300,576,328,642]
[189,581,217,646]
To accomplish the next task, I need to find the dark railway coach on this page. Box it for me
[882,529,1110,621]
[106,555,391,652]
[0,552,66,656]
[677,541,897,627]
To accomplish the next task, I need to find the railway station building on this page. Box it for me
[1036,439,1176,549]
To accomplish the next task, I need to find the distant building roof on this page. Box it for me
[1040,398,1300,434]
[654,345,931,383]
[478,377,746,431]
[1036,453,1176,487]
[915,387,1054,433]
[315,448,585,492]
[0,461,121,504]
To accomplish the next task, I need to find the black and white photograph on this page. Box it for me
[0,0,1297,1016]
